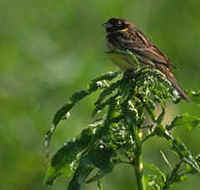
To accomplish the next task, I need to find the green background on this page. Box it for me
[0,0,200,189]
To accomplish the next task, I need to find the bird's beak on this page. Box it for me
[102,22,112,28]
[102,22,106,27]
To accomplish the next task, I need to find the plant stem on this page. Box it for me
[134,129,145,190]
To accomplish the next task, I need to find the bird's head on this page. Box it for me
[103,18,133,33]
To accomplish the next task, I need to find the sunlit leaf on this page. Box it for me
[45,60,200,190]
[44,72,119,149]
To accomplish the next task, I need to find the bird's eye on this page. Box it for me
[117,20,122,25]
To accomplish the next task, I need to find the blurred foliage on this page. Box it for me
[0,0,200,190]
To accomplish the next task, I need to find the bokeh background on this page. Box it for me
[1,0,200,190]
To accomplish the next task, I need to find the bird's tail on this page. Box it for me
[157,65,190,102]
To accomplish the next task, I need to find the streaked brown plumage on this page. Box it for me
[103,18,190,102]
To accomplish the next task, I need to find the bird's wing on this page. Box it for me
[133,30,175,68]
[132,46,174,68]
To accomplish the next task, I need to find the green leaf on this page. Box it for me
[44,72,119,149]
[145,163,166,187]
[160,130,200,173]
[145,175,163,190]
[68,162,94,190]
[86,170,106,184]
[97,180,103,190]
[145,100,156,121]
[92,94,118,117]
[156,108,165,125]
[91,71,120,84]
[45,66,200,190]
[171,138,200,172]
[87,145,114,172]
[163,161,187,189]
[95,80,120,107]
[187,90,200,104]
[44,128,93,186]
[67,143,115,190]
[167,113,200,130]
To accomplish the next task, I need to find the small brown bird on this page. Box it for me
[103,18,190,102]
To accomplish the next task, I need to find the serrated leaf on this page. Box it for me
[171,138,200,172]
[44,128,93,185]
[45,72,119,150]
[53,90,93,127]
[45,141,78,186]
[95,80,120,107]
[67,143,115,190]
[92,95,117,117]
[45,63,200,190]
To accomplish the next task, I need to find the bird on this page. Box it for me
[103,18,190,102]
